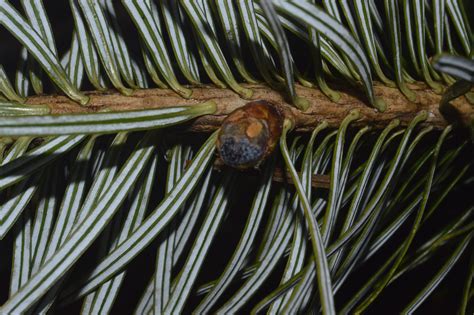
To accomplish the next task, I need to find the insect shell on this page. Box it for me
[217,100,284,170]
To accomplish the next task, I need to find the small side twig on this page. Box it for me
[212,159,330,189]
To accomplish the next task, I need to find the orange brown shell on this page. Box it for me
[217,100,283,169]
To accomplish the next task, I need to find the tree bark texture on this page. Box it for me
[26,83,473,131]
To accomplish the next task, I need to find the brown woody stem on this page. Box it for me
[212,159,331,189]
[26,83,473,131]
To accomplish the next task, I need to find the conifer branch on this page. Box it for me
[27,83,472,131]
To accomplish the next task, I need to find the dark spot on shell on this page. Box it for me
[219,136,264,167]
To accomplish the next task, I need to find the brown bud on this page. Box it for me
[217,100,284,169]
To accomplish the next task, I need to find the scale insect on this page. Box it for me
[217,100,284,169]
